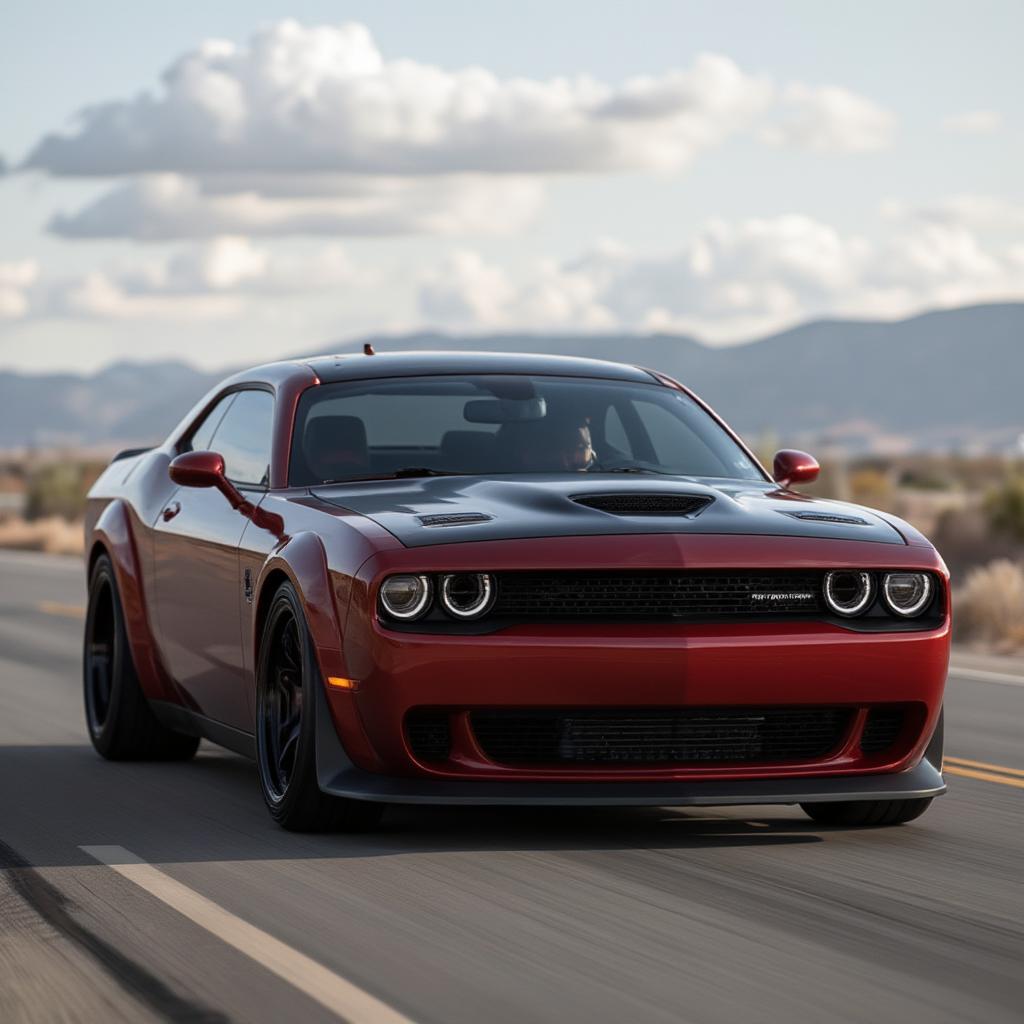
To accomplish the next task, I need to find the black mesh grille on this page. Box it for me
[860,707,905,753]
[573,493,713,516]
[406,710,451,761]
[470,708,851,765]
[493,571,823,620]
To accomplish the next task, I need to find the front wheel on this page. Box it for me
[255,582,383,832]
[800,798,933,827]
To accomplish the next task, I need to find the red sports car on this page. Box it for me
[84,351,948,831]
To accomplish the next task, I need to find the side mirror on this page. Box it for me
[772,449,820,488]
[168,450,285,536]
[169,450,227,490]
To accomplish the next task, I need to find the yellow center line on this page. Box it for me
[944,765,1024,790]
[946,756,1024,778]
[37,600,86,619]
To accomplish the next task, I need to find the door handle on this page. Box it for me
[162,501,181,522]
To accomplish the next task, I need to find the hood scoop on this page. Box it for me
[572,493,713,516]
[418,512,494,528]
[780,510,869,526]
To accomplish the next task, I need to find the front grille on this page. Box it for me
[406,710,451,761]
[493,571,823,620]
[572,493,713,516]
[860,707,905,753]
[470,708,851,765]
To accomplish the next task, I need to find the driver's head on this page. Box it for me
[556,420,595,472]
[499,412,596,472]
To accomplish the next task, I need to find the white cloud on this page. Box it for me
[763,84,896,152]
[417,212,1024,340]
[0,260,40,318]
[882,194,1024,232]
[48,172,544,240]
[23,22,773,178]
[943,110,1003,135]
[43,237,364,320]
[20,21,902,242]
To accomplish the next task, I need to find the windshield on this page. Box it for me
[289,374,764,486]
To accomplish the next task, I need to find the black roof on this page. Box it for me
[301,350,658,384]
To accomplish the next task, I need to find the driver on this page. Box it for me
[555,418,597,472]
[498,410,597,472]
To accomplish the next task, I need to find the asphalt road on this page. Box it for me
[0,549,1021,1024]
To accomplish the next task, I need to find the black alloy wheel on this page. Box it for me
[84,553,199,760]
[255,581,383,832]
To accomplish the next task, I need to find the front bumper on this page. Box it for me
[320,534,950,796]
[316,680,946,804]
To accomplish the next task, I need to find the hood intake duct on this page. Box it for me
[572,493,713,516]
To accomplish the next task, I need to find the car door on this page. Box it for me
[152,388,274,730]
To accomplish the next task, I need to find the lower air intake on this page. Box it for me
[406,710,451,762]
[860,707,905,753]
[470,708,851,765]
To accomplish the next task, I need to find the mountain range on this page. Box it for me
[1,302,1019,453]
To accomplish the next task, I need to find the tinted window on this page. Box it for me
[209,390,274,487]
[290,375,762,485]
[185,394,235,453]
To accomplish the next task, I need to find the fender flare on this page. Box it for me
[88,500,177,703]
[252,532,383,773]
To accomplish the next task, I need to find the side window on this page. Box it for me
[603,405,630,454]
[630,400,681,464]
[208,390,275,487]
[185,394,235,453]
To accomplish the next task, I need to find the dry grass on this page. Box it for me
[953,559,1024,653]
[0,517,84,556]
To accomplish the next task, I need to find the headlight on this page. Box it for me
[823,570,874,617]
[882,572,933,617]
[440,573,495,619]
[379,574,432,620]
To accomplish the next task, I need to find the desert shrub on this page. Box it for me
[848,468,894,511]
[984,475,1024,542]
[953,559,1024,652]
[24,461,104,521]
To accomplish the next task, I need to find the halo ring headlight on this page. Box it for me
[379,574,432,620]
[883,572,933,617]
[823,570,874,617]
[440,573,495,619]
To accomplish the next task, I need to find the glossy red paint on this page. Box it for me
[773,449,821,487]
[88,498,178,704]
[83,353,950,802]
[339,533,949,781]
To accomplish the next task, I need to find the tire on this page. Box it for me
[800,797,933,827]
[255,581,383,832]
[84,554,200,761]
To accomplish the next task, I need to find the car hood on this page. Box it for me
[310,475,906,548]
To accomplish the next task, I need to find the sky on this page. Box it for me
[1,0,1021,375]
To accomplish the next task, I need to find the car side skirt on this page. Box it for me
[149,700,256,759]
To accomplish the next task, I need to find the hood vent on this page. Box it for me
[781,510,869,526]
[418,512,493,528]
[573,493,713,516]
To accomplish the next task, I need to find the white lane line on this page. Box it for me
[948,665,1024,688]
[80,846,415,1024]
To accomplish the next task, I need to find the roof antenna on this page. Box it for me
[363,342,375,356]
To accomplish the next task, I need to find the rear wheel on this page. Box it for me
[84,554,199,760]
[255,582,383,832]
[800,798,933,827]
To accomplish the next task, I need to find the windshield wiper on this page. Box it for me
[596,465,675,475]
[321,467,468,484]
